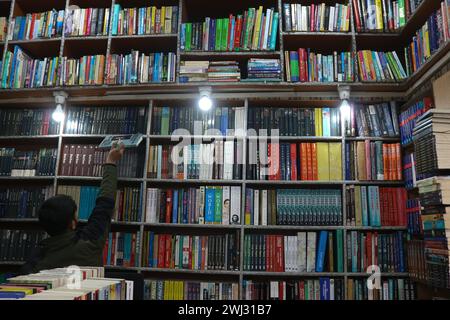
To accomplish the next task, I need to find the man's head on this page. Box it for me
[38,195,78,236]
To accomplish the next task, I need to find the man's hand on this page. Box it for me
[106,143,125,165]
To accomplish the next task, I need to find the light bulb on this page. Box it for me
[198,96,213,111]
[52,104,64,122]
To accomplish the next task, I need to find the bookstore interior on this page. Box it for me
[0,0,449,302]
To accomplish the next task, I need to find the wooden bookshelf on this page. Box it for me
[0,0,447,300]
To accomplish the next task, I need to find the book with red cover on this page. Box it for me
[290,143,298,180]
[311,142,318,180]
[300,143,307,180]
[157,234,166,268]
[306,143,312,180]
[165,189,173,223]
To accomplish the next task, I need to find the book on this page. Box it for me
[0,186,54,219]
[98,133,145,149]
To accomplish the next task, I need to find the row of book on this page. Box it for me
[345,186,407,227]
[111,5,178,35]
[406,239,427,282]
[151,106,245,136]
[141,232,240,271]
[243,278,345,300]
[206,61,241,82]
[145,186,241,225]
[244,278,416,300]
[103,231,140,267]
[0,109,60,136]
[104,51,176,84]
[0,148,57,176]
[246,142,342,181]
[57,185,143,222]
[64,7,110,37]
[244,189,342,226]
[404,2,450,76]
[147,142,243,180]
[1,47,60,89]
[64,106,147,135]
[0,230,47,261]
[243,231,344,272]
[248,107,341,137]
[286,50,354,83]
[59,55,105,86]
[10,10,64,40]
[352,102,400,137]
[345,141,402,181]
[246,58,282,81]
[399,98,433,145]
[0,186,53,219]
[346,231,406,273]
[346,278,416,300]
[357,50,407,81]
[143,280,239,300]
[1,267,132,300]
[353,0,407,32]
[60,144,144,178]
[283,3,351,32]
[180,7,278,52]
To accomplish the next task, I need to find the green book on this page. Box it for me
[185,23,192,51]
[221,18,229,51]
[336,229,343,272]
[214,187,222,223]
[215,19,222,51]
[385,52,401,80]
[398,0,406,26]
[160,106,170,135]
[243,8,254,50]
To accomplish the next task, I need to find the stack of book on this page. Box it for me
[0,186,54,219]
[0,230,47,262]
[180,6,279,51]
[151,105,245,136]
[0,109,60,136]
[1,46,59,89]
[57,185,143,222]
[412,109,450,180]
[283,2,351,32]
[145,186,242,225]
[1,267,132,300]
[243,231,344,272]
[404,3,450,76]
[345,186,407,227]
[0,148,57,177]
[407,239,428,282]
[141,232,240,271]
[350,102,400,137]
[179,61,209,82]
[245,58,281,81]
[248,107,341,136]
[10,9,65,40]
[345,141,402,181]
[64,106,147,135]
[64,6,110,37]
[207,61,241,82]
[399,98,433,145]
[357,50,407,81]
[144,280,239,300]
[0,17,7,41]
[105,51,176,84]
[245,188,342,226]
[111,5,178,35]
[103,231,140,267]
[352,0,407,32]
[246,142,342,181]
[60,55,105,86]
[60,144,144,178]
[415,176,450,288]
[285,50,353,82]
[147,142,243,180]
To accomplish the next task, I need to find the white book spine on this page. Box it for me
[222,186,230,225]
[306,232,316,272]
[253,189,259,226]
[261,189,268,226]
[223,141,234,180]
[230,186,241,224]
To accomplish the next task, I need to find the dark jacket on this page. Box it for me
[20,164,118,274]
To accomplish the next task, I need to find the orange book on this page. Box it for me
[382,144,389,180]
[300,143,307,180]
[395,143,402,181]
[306,143,312,180]
[311,143,318,180]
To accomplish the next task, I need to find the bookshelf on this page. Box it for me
[1,0,449,300]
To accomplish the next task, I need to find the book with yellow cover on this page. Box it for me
[317,142,330,180]
[329,143,342,180]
